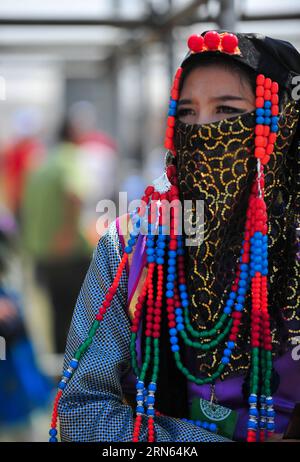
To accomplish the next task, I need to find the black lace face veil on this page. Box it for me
[174,102,299,378]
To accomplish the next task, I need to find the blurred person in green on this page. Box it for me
[21,118,92,354]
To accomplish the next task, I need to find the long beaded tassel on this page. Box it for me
[246,72,279,442]
[246,168,275,442]
[130,187,178,442]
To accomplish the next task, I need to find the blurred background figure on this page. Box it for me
[21,113,92,354]
[68,101,119,246]
[1,108,45,223]
[119,158,145,204]
[21,102,118,354]
[0,206,52,441]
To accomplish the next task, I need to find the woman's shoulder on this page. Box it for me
[93,213,132,272]
[94,214,129,251]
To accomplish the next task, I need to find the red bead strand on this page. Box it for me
[255,74,279,165]
[50,390,63,433]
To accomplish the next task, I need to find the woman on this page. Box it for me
[50,31,300,442]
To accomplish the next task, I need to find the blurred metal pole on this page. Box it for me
[112,0,121,14]
[137,49,148,165]
[218,0,237,31]
[109,54,120,142]
[166,0,175,86]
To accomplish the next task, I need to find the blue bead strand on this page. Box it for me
[181,418,218,433]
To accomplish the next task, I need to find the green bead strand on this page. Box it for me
[173,350,226,385]
[179,319,232,349]
[249,347,260,395]
[184,307,232,339]
[88,320,100,338]
[83,337,93,348]
[151,338,160,383]
[130,333,140,377]
[73,319,101,361]
[261,349,273,396]
[139,337,152,382]
[74,349,83,360]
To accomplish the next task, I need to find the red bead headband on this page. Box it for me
[188,31,240,55]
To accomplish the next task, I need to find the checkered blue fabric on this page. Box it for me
[58,220,229,442]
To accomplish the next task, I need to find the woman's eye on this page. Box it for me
[216,105,245,114]
[177,108,195,117]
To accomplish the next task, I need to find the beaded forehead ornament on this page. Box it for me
[49,31,280,443]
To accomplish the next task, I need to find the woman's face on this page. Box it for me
[177,64,255,125]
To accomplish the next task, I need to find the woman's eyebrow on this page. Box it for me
[177,98,193,106]
[211,95,245,102]
[178,95,246,106]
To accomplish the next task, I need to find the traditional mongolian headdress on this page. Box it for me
[49,31,300,443]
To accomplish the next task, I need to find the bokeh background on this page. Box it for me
[0,0,299,442]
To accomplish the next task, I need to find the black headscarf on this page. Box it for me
[180,32,300,96]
